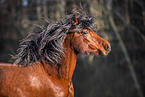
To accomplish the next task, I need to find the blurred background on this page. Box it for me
[0,0,145,97]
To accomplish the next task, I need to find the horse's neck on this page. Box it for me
[61,46,77,82]
[42,34,77,82]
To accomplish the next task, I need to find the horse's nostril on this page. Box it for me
[104,44,110,50]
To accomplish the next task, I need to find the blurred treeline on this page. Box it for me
[0,0,145,97]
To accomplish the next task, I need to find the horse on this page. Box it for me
[0,12,111,97]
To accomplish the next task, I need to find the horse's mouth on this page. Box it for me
[94,49,110,56]
[85,49,111,56]
[88,44,111,56]
[99,49,111,56]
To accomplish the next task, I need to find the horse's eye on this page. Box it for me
[84,31,88,34]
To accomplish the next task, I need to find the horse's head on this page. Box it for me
[68,15,111,56]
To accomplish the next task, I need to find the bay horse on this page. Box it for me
[0,12,111,97]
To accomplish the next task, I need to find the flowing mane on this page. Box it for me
[12,13,95,66]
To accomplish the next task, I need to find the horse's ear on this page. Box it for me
[72,15,78,25]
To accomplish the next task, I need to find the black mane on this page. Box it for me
[12,12,95,66]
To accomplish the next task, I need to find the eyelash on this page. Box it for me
[84,31,88,34]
